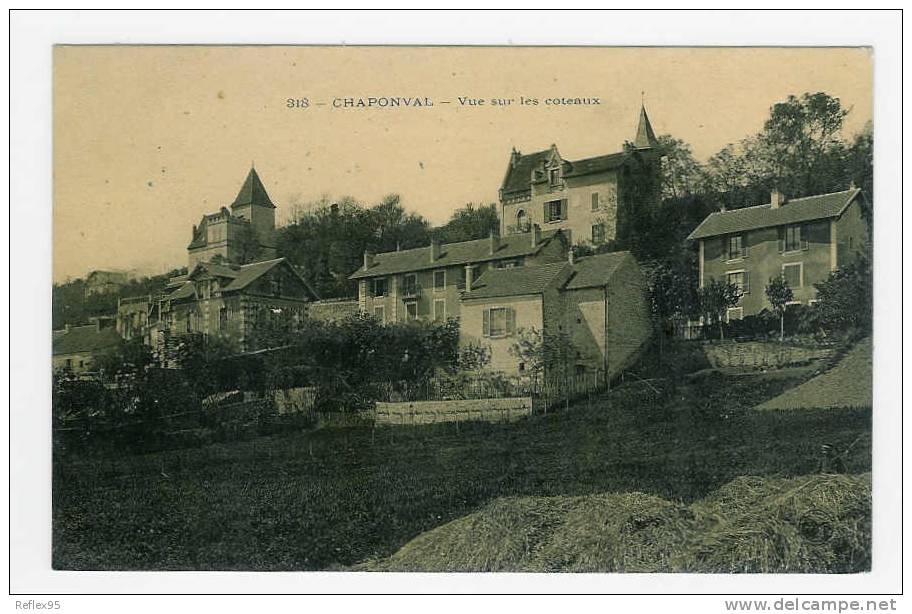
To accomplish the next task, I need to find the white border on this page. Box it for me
[8,8,903,600]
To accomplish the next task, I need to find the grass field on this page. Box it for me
[757,338,872,410]
[53,365,871,571]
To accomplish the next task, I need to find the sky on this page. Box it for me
[53,46,872,282]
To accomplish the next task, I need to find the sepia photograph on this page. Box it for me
[46,42,880,576]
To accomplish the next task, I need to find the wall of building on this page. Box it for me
[562,258,651,377]
[308,298,360,323]
[460,294,542,375]
[835,199,869,268]
[375,397,533,425]
[53,351,96,373]
[501,171,620,244]
[701,218,834,316]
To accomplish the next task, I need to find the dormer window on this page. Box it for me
[549,168,560,186]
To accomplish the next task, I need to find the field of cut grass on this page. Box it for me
[53,367,871,571]
[757,338,872,410]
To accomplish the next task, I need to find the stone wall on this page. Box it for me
[374,397,533,425]
[703,341,833,369]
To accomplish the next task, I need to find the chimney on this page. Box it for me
[489,230,500,255]
[531,224,541,247]
[430,238,441,262]
[363,251,375,270]
[568,249,575,265]
[510,147,521,168]
[465,264,474,292]
[771,189,785,209]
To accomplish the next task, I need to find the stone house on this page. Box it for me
[187,167,278,268]
[349,228,570,324]
[84,270,129,297]
[688,188,869,321]
[52,318,121,374]
[498,105,662,246]
[160,257,319,352]
[459,251,651,379]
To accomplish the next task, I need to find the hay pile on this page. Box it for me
[358,473,870,573]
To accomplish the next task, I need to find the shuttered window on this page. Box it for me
[727,270,750,295]
[783,225,803,252]
[483,307,516,337]
[783,263,802,288]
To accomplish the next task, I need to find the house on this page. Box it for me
[187,167,278,268]
[498,105,662,246]
[688,188,869,321]
[349,227,570,324]
[84,270,129,297]
[52,318,121,374]
[134,167,321,353]
[160,257,319,351]
[459,250,651,379]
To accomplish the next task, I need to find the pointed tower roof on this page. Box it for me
[231,167,276,209]
[633,105,659,149]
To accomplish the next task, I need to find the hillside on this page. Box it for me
[53,366,871,570]
[757,338,872,410]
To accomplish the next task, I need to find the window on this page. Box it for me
[726,270,750,295]
[545,200,564,223]
[591,193,600,211]
[403,273,419,296]
[482,307,516,338]
[433,270,446,291]
[726,307,744,322]
[371,277,388,297]
[516,209,528,232]
[780,224,807,252]
[405,301,418,321]
[592,223,606,244]
[727,234,745,260]
[433,299,446,322]
[495,258,524,269]
[373,305,385,324]
[549,167,560,186]
[782,263,803,288]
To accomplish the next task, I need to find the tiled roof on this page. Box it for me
[564,251,631,290]
[687,189,861,240]
[633,105,659,149]
[193,261,240,279]
[462,262,572,300]
[501,150,552,196]
[563,152,628,178]
[232,167,275,209]
[167,258,319,301]
[222,258,284,292]
[52,325,121,356]
[350,230,565,280]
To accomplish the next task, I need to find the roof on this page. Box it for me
[462,262,572,300]
[563,152,628,178]
[501,149,552,196]
[232,167,275,209]
[633,105,659,149]
[350,230,565,280]
[687,189,862,240]
[52,325,121,356]
[564,251,632,290]
[166,257,319,301]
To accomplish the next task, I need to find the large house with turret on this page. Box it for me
[117,168,321,355]
[498,105,662,247]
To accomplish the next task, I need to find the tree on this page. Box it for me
[235,224,263,264]
[509,327,574,383]
[813,253,872,337]
[697,279,741,340]
[657,134,702,201]
[765,275,794,341]
[433,202,499,243]
[646,263,699,355]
